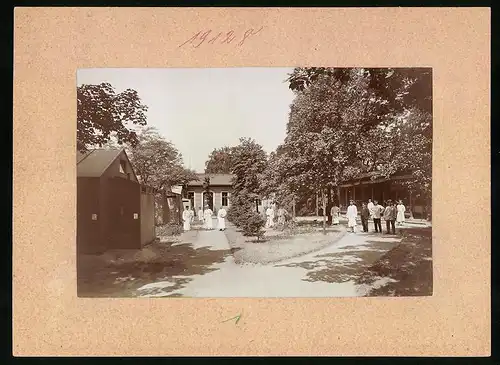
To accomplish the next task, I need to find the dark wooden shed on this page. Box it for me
[77,148,156,254]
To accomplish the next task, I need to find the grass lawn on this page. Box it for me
[224,220,346,264]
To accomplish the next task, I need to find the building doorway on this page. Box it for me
[202,191,214,211]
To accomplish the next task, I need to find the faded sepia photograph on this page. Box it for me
[76,67,432,298]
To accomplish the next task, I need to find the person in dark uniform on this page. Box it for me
[360,202,370,232]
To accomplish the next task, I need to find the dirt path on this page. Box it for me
[78,219,430,298]
[144,228,402,298]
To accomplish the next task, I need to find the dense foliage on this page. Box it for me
[204,146,234,174]
[77,83,148,152]
[261,67,432,214]
[226,138,267,228]
[127,127,198,191]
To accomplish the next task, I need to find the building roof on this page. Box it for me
[339,170,414,187]
[187,173,234,187]
[77,148,127,178]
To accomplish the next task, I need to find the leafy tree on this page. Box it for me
[127,127,198,191]
[226,138,268,228]
[231,137,268,202]
[77,83,148,152]
[378,107,432,206]
[287,67,432,114]
[205,146,234,174]
[281,67,433,221]
[278,69,389,232]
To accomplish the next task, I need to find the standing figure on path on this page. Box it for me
[360,202,370,232]
[188,207,194,224]
[265,205,275,228]
[203,205,214,230]
[396,200,406,226]
[197,206,204,225]
[372,200,384,233]
[367,199,374,219]
[330,204,340,225]
[346,200,358,233]
[182,206,191,232]
[383,200,397,234]
[277,205,287,227]
[217,206,227,231]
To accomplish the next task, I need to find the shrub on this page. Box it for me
[227,204,241,225]
[227,193,254,228]
[241,211,266,241]
[156,223,182,237]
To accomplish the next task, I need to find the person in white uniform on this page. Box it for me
[367,198,375,219]
[182,206,191,231]
[330,204,340,225]
[217,206,227,231]
[197,207,204,225]
[346,200,358,233]
[265,205,275,228]
[203,206,214,230]
[188,207,194,224]
[277,205,287,226]
[396,200,406,225]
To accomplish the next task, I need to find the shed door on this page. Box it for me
[109,178,141,249]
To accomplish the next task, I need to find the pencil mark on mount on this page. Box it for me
[222,313,242,324]
[178,27,264,48]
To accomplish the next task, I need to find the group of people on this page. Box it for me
[265,204,288,229]
[332,199,406,234]
[182,205,227,232]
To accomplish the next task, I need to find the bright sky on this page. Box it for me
[77,68,296,172]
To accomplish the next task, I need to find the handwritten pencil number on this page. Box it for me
[238,27,264,46]
[179,27,264,48]
[222,31,236,44]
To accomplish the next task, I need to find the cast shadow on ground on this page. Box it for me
[275,238,398,284]
[355,226,433,296]
[77,239,240,298]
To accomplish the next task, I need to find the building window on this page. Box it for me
[222,192,229,206]
[119,160,126,174]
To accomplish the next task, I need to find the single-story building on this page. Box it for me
[185,173,233,214]
[184,173,272,215]
[338,171,429,219]
[77,148,156,254]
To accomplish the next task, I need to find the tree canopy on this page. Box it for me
[269,67,433,208]
[226,137,268,226]
[77,83,148,152]
[204,146,234,174]
[127,127,198,191]
[287,67,432,114]
[231,137,268,200]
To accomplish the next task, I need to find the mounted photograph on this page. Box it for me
[76,67,432,298]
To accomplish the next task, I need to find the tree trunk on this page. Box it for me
[409,191,414,219]
[327,188,332,225]
[322,190,327,235]
[315,191,319,217]
[292,196,296,219]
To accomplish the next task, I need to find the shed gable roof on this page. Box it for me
[77,148,135,178]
